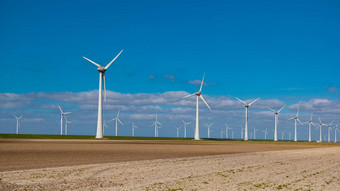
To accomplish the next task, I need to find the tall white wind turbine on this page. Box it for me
[327,121,334,143]
[58,105,71,135]
[280,131,285,140]
[111,111,123,136]
[288,108,303,142]
[182,120,191,138]
[236,97,260,141]
[13,114,23,134]
[152,114,162,137]
[131,121,137,137]
[183,74,211,140]
[317,118,327,142]
[267,105,285,141]
[303,113,316,142]
[83,50,123,138]
[205,123,213,138]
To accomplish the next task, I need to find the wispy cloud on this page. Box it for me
[328,86,339,93]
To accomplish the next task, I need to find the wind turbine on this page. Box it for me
[267,105,286,141]
[131,122,138,137]
[317,118,327,142]
[13,114,23,134]
[205,123,213,138]
[183,74,211,140]
[103,120,109,135]
[303,113,317,142]
[334,122,339,143]
[263,128,268,140]
[58,105,71,135]
[288,108,303,142]
[225,123,231,139]
[175,126,181,138]
[280,131,285,141]
[64,116,72,135]
[152,114,162,137]
[253,128,259,139]
[83,50,123,138]
[111,111,123,136]
[231,129,235,139]
[236,97,260,141]
[327,121,334,143]
[220,128,224,138]
[182,120,191,138]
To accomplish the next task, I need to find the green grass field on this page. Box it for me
[0,134,339,146]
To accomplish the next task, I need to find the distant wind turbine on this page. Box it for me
[225,123,231,139]
[58,105,71,135]
[327,121,334,143]
[183,74,211,140]
[236,97,260,141]
[288,108,303,142]
[131,122,138,137]
[13,114,23,134]
[263,128,268,140]
[175,126,181,138]
[182,120,191,138]
[253,128,259,139]
[334,122,339,143]
[317,118,327,142]
[303,113,317,142]
[205,123,213,138]
[83,50,123,138]
[152,114,162,137]
[267,105,285,141]
[281,131,285,140]
[111,111,123,136]
[64,116,71,135]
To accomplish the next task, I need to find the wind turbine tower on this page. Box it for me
[267,105,285,141]
[182,120,191,138]
[175,126,181,138]
[13,115,23,134]
[183,74,211,140]
[317,118,327,142]
[335,122,339,143]
[225,123,231,139]
[303,113,316,142]
[64,116,71,135]
[288,108,303,142]
[58,105,71,135]
[83,50,123,138]
[152,115,162,137]
[111,111,123,136]
[205,123,213,138]
[132,122,138,137]
[327,121,334,143]
[236,97,260,141]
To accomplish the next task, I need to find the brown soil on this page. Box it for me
[0,139,325,171]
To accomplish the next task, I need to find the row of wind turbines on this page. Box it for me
[13,50,338,143]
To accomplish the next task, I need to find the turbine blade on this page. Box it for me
[249,97,260,106]
[63,112,71,115]
[267,107,276,113]
[200,95,211,110]
[310,113,313,121]
[58,105,63,113]
[199,73,205,92]
[183,93,196,99]
[297,118,303,125]
[278,105,286,113]
[235,97,247,105]
[105,49,123,69]
[83,57,101,68]
[118,119,123,126]
[288,117,295,120]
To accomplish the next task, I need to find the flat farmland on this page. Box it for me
[0,138,327,171]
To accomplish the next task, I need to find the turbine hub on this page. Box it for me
[97,67,106,72]
[195,91,201,96]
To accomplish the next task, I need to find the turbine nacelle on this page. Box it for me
[195,91,201,96]
[97,67,106,73]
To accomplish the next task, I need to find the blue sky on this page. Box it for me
[0,0,339,140]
